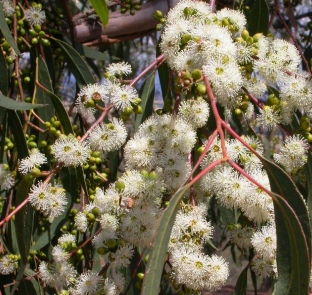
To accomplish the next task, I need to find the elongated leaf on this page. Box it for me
[14,179,33,265]
[43,89,74,135]
[141,185,190,295]
[0,94,45,110]
[0,1,20,56]
[260,157,310,295]
[234,263,248,295]
[248,0,269,35]
[304,153,312,224]
[55,39,95,87]
[89,0,109,28]
[36,56,55,121]
[135,73,155,131]
[8,110,29,159]
[0,49,8,95]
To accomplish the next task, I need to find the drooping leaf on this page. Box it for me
[14,179,33,265]
[0,49,8,95]
[43,90,74,135]
[89,0,109,28]
[36,56,55,121]
[54,39,95,87]
[141,185,190,295]
[135,73,155,131]
[248,0,269,35]
[234,263,249,295]
[260,156,311,295]
[8,110,29,159]
[0,94,45,111]
[304,153,312,225]
[0,1,20,56]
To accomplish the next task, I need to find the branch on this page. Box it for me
[72,0,179,44]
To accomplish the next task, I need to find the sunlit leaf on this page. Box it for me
[141,185,190,295]
[14,179,33,265]
[36,56,55,121]
[135,73,155,131]
[89,0,109,28]
[55,39,95,87]
[0,94,45,111]
[0,49,8,95]
[260,157,310,295]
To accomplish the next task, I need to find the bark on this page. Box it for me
[71,0,179,45]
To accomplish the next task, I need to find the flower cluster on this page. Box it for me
[29,181,67,222]
[198,136,273,223]
[160,0,312,130]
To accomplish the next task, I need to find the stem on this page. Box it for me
[188,159,222,187]
[191,129,218,174]
[203,76,228,160]
[68,227,102,257]
[79,104,113,142]
[129,54,165,87]
[0,197,29,227]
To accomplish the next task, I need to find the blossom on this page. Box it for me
[0,254,17,275]
[75,212,88,233]
[76,83,108,116]
[71,271,103,295]
[18,149,47,174]
[24,6,46,26]
[251,257,276,277]
[111,243,134,269]
[228,224,254,250]
[170,247,229,291]
[273,134,309,172]
[106,62,132,77]
[87,118,127,154]
[2,0,14,17]
[0,164,14,190]
[256,106,281,130]
[39,260,77,292]
[110,84,138,111]
[177,98,210,129]
[50,135,90,167]
[251,224,276,261]
[28,182,67,222]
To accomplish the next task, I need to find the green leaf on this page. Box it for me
[304,153,312,225]
[234,263,249,295]
[260,157,311,295]
[141,185,190,295]
[0,94,45,111]
[0,49,8,95]
[8,110,29,159]
[135,73,155,131]
[89,0,109,28]
[55,39,95,87]
[247,0,269,35]
[36,56,55,121]
[44,90,74,135]
[0,1,20,56]
[14,179,33,265]
[75,41,110,61]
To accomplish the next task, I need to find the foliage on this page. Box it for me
[0,0,312,294]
